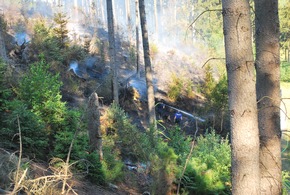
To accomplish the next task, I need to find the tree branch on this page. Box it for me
[185,9,222,40]
[201,57,225,68]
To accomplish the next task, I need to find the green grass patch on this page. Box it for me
[281,62,290,82]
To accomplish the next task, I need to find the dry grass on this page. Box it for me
[0,116,78,195]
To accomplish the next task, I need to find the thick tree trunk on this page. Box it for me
[139,0,156,128]
[87,93,103,160]
[106,0,119,104]
[255,0,282,194]
[222,0,260,194]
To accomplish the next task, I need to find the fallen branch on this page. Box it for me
[11,115,25,195]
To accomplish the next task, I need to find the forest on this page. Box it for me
[0,0,289,194]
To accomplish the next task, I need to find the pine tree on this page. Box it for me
[53,12,69,48]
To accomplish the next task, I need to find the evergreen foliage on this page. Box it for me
[18,58,67,137]
[85,151,106,185]
[1,100,48,159]
[282,171,290,195]
[0,57,70,159]
[191,0,223,54]
[53,110,87,160]
[281,62,290,82]
[202,65,216,99]
[209,74,228,111]
[167,126,191,164]
[279,0,290,55]
[101,141,124,183]
[105,103,180,192]
[31,20,63,62]
[0,59,11,114]
[167,73,194,102]
[53,12,69,49]
[149,140,178,194]
[182,130,231,194]
[202,65,229,132]
[168,73,184,102]
[106,102,153,161]
[0,59,49,159]
[63,44,87,63]
[2,1,288,193]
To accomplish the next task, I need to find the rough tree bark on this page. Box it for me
[139,0,156,128]
[87,92,103,160]
[255,0,282,194]
[222,0,260,194]
[106,0,119,104]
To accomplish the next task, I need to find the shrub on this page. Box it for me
[53,130,88,161]
[149,140,179,194]
[283,171,290,195]
[0,100,48,159]
[0,59,12,116]
[167,126,191,164]
[31,20,63,62]
[106,102,152,161]
[182,130,231,194]
[101,141,124,183]
[168,73,184,102]
[63,45,87,63]
[18,58,67,136]
[53,12,69,49]
[129,45,136,66]
[85,151,106,185]
[201,65,216,99]
[203,72,229,133]
[150,43,159,60]
[281,62,290,82]
[167,73,195,102]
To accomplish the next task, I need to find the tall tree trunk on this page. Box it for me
[112,0,117,27]
[157,0,162,42]
[255,0,282,194]
[139,0,156,128]
[125,0,132,41]
[87,93,103,160]
[0,15,8,62]
[135,0,140,77]
[154,0,158,40]
[222,0,260,194]
[106,0,119,104]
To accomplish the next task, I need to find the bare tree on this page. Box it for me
[222,0,260,194]
[125,0,132,41]
[87,92,103,160]
[135,0,140,77]
[154,0,158,39]
[106,0,119,104]
[254,0,282,194]
[139,0,156,128]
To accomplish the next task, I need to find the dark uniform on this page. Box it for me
[174,111,182,124]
